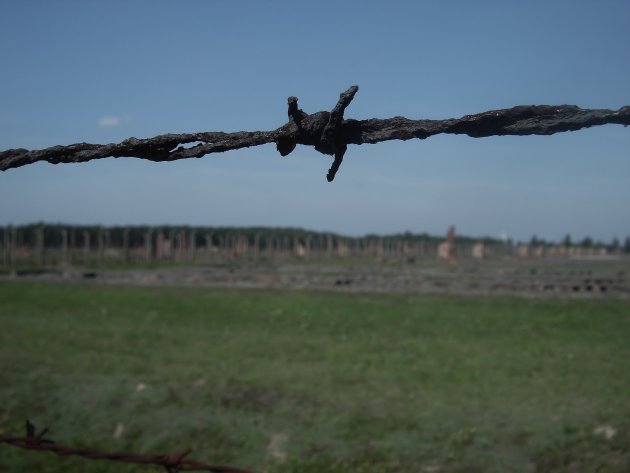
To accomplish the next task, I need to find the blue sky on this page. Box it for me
[1,1,629,242]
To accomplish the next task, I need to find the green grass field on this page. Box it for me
[1,281,629,472]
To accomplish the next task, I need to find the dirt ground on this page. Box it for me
[4,257,629,299]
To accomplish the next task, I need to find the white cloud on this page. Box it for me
[98,116,121,127]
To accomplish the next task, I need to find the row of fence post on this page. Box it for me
[2,225,613,270]
[1,225,497,268]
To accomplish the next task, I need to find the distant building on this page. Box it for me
[472,241,486,260]
[438,225,456,261]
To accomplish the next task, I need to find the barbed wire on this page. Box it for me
[0,421,254,473]
[1,85,628,181]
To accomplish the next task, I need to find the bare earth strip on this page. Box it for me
[4,258,629,299]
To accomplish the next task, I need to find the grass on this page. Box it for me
[0,281,629,472]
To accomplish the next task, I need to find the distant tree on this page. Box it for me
[610,237,620,252]
[563,234,572,247]
[580,236,593,248]
[530,235,539,247]
[624,237,630,254]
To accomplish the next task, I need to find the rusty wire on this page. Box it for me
[0,421,254,473]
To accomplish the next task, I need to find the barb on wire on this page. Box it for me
[1,85,628,180]
[0,421,253,473]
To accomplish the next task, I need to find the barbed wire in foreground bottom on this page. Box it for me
[0,421,254,473]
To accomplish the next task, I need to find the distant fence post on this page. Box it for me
[176,229,185,261]
[156,230,165,260]
[1,226,5,267]
[253,233,260,259]
[83,230,91,263]
[205,232,213,260]
[188,230,195,262]
[68,227,75,265]
[97,228,106,265]
[326,234,332,258]
[123,228,130,263]
[168,228,176,262]
[305,235,312,259]
[145,229,153,264]
[61,228,68,266]
[9,226,16,269]
[224,233,231,259]
[36,225,44,266]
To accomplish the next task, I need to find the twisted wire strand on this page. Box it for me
[0,422,253,473]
